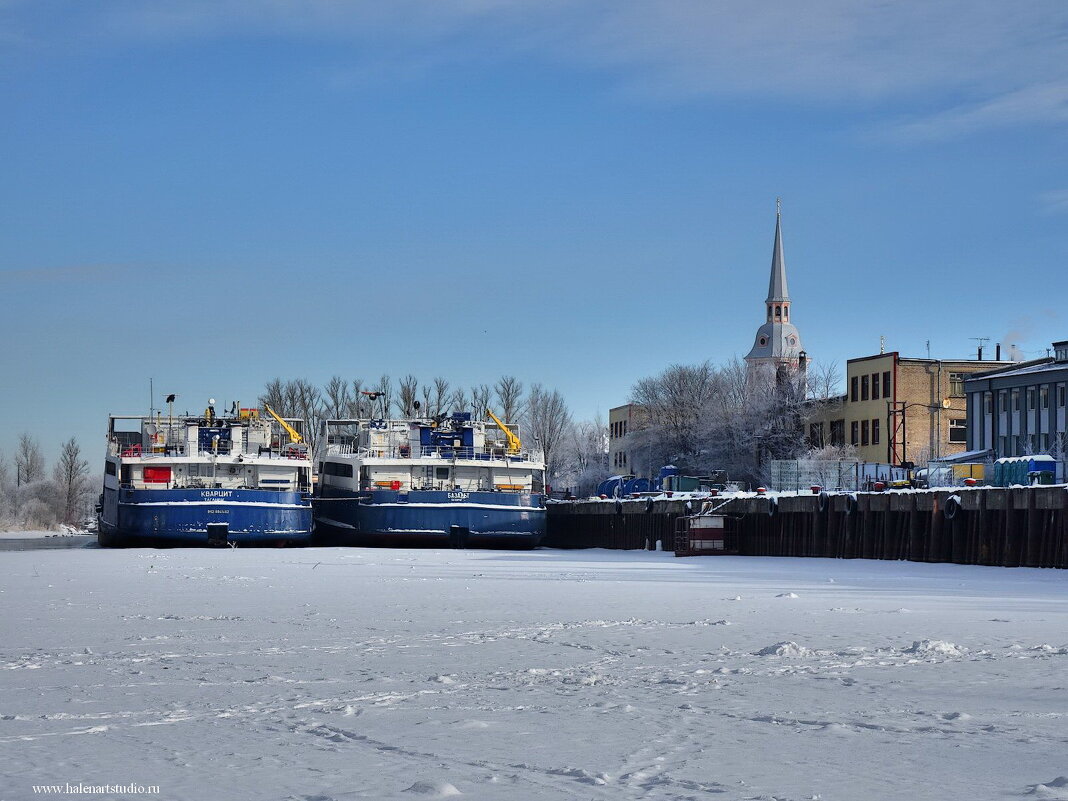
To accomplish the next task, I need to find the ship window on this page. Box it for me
[435,467,450,480]
[105,461,116,476]
[188,463,200,476]
[323,461,353,478]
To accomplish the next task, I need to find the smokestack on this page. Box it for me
[978,345,984,360]
[996,343,1002,360]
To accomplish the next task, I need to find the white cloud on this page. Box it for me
[6,0,1068,138]
[1038,189,1068,216]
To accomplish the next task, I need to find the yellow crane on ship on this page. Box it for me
[486,409,521,455]
[263,403,303,445]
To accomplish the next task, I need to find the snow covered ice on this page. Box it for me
[2,548,1068,800]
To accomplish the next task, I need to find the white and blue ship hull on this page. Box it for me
[314,488,546,548]
[99,487,313,546]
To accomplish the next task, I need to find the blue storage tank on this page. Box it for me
[624,477,651,495]
[597,476,630,497]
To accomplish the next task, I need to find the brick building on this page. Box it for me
[608,403,645,473]
[806,352,1011,465]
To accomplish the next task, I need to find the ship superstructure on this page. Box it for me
[98,401,313,546]
[314,412,546,548]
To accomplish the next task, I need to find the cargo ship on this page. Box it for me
[314,411,545,548]
[98,400,313,547]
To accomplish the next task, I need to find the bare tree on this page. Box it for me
[347,379,365,417]
[323,376,353,419]
[448,386,469,414]
[15,433,45,485]
[525,384,572,486]
[52,437,91,525]
[259,378,287,415]
[806,360,843,401]
[259,379,323,454]
[431,377,450,417]
[470,384,492,421]
[495,375,525,423]
[367,375,393,419]
[397,375,420,417]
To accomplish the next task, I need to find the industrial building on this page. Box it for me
[964,340,1068,463]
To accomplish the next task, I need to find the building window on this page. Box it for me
[830,420,845,446]
[871,418,880,445]
[775,305,781,318]
[871,373,880,400]
[1040,386,1049,409]
[949,372,966,397]
[999,391,1007,413]
[1012,389,1020,411]
[621,452,626,465]
[861,420,869,446]
[1027,388,1036,410]
[850,377,858,403]
[882,371,891,398]
[783,307,789,321]
[984,392,992,414]
[861,375,869,401]
[1040,433,1049,452]
[851,421,859,446]
[1059,384,1066,407]
[949,419,967,443]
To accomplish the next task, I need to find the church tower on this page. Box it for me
[744,200,806,388]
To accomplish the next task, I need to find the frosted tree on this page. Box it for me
[0,449,10,525]
[494,375,524,424]
[15,433,46,485]
[554,416,608,496]
[524,384,572,486]
[52,437,91,525]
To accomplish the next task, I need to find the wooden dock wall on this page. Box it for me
[543,488,1068,568]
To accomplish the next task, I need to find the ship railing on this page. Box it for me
[111,442,310,461]
[342,444,537,462]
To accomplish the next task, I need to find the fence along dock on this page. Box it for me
[544,487,1068,569]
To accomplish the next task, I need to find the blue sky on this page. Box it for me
[1,0,1066,463]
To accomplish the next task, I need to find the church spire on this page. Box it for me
[766,197,789,303]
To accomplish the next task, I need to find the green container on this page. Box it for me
[1029,470,1055,486]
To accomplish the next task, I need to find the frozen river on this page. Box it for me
[2,547,1067,800]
